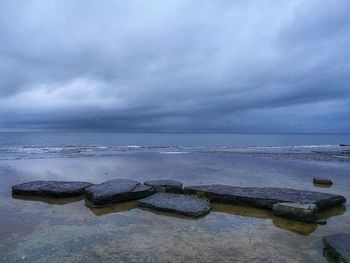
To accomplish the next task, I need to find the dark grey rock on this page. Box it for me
[144,180,183,193]
[272,202,317,222]
[12,181,93,197]
[85,179,154,206]
[313,177,333,185]
[184,185,346,211]
[323,233,350,262]
[138,193,211,218]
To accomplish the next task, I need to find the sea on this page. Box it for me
[0,132,349,160]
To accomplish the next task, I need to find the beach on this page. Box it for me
[1,144,349,262]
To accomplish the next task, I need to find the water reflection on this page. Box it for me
[272,217,317,235]
[87,200,201,220]
[317,205,346,220]
[87,200,137,216]
[12,193,84,205]
[313,182,332,188]
[12,192,347,236]
[212,203,347,236]
[137,207,203,220]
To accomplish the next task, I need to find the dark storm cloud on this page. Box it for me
[0,0,350,132]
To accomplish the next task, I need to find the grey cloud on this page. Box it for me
[0,0,350,132]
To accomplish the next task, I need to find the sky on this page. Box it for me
[0,0,350,133]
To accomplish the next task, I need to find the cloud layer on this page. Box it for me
[1,0,350,132]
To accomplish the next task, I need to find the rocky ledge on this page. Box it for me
[12,181,93,198]
[144,180,183,193]
[85,179,154,206]
[323,233,350,262]
[184,185,346,211]
[138,192,211,218]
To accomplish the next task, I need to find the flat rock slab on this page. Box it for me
[12,181,93,197]
[273,202,317,222]
[85,179,154,206]
[323,234,350,262]
[144,180,183,193]
[138,193,211,218]
[184,185,346,211]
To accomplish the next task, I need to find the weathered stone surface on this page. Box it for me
[12,181,93,197]
[323,234,350,262]
[144,180,183,193]
[138,193,211,217]
[184,185,346,211]
[85,179,154,206]
[313,177,333,185]
[273,202,317,222]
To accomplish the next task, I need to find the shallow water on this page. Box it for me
[0,152,349,262]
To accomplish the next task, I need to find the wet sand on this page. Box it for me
[0,152,349,262]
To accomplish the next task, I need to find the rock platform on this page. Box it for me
[184,185,346,211]
[144,180,183,193]
[138,192,211,217]
[12,181,93,198]
[85,179,154,206]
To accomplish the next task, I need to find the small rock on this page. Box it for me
[138,193,211,218]
[85,179,154,206]
[144,180,183,193]
[313,177,333,185]
[323,233,350,262]
[12,181,93,198]
[272,202,317,222]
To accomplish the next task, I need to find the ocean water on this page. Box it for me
[1,132,350,262]
[0,132,350,160]
[1,132,350,148]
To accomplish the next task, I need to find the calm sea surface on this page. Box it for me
[1,132,350,148]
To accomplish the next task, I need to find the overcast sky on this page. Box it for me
[0,0,349,133]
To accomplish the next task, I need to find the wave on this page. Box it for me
[0,144,348,160]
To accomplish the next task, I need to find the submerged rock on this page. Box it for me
[313,177,333,185]
[85,179,154,206]
[272,202,317,222]
[184,185,346,211]
[323,233,350,262]
[12,181,93,197]
[144,180,183,193]
[138,193,211,218]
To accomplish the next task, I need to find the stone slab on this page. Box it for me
[323,233,350,262]
[184,185,346,211]
[12,181,93,198]
[273,202,317,222]
[85,179,154,206]
[138,193,211,217]
[144,180,183,193]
